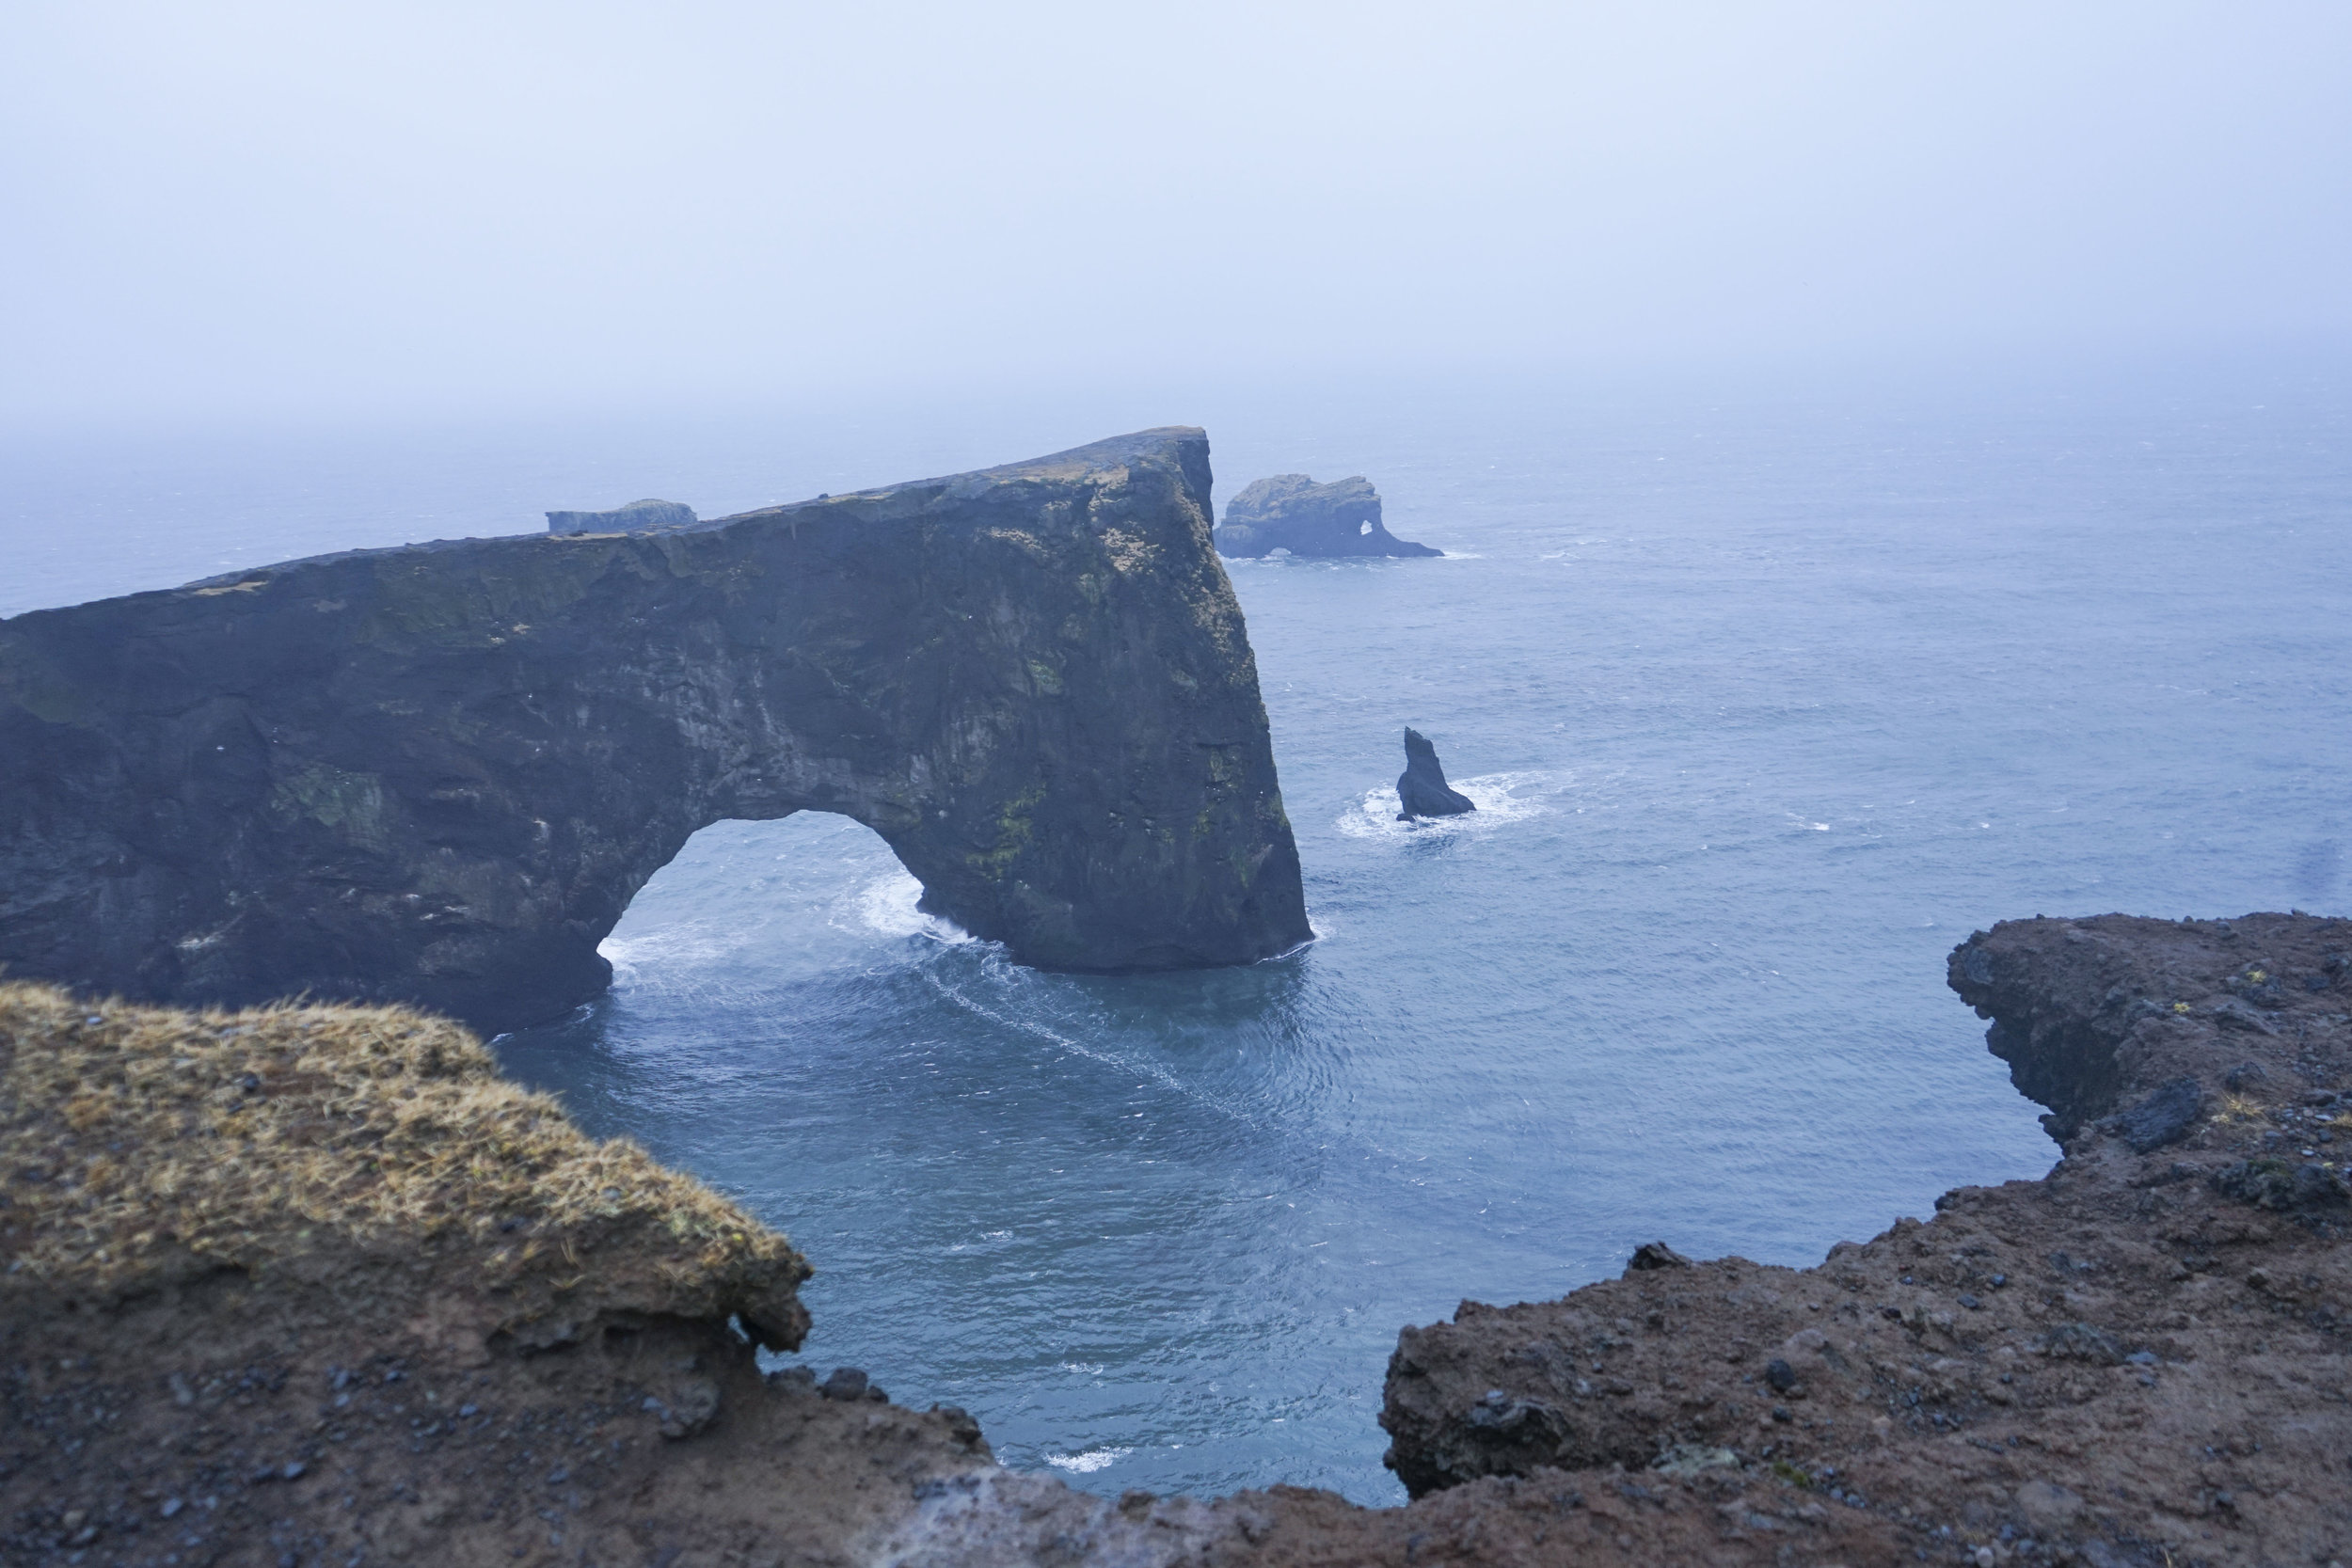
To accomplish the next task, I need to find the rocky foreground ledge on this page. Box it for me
[6,915,2349,1567]
[1382,913,2351,1566]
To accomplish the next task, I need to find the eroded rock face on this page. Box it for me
[1214,474,1441,559]
[0,428,1311,1033]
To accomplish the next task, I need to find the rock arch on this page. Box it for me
[0,429,1311,1034]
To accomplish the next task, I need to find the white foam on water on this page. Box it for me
[850,869,975,944]
[1043,1447,1132,1475]
[596,936,645,980]
[596,926,742,984]
[1333,770,1558,842]
[922,968,1273,1132]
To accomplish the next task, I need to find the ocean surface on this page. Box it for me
[8,363,2348,1504]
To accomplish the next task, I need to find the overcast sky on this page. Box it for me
[5,2,2348,427]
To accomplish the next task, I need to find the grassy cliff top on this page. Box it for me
[0,982,809,1347]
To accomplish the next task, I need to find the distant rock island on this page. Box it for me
[1214,474,1441,559]
[545,498,697,533]
[0,428,1311,1034]
[1395,728,1475,819]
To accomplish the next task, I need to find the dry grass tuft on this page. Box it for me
[2212,1093,2270,1127]
[0,982,807,1343]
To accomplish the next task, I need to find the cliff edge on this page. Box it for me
[0,982,1009,1567]
[9,917,2347,1566]
[1379,912,2350,1565]
[0,429,1311,1034]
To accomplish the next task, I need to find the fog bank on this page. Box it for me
[5,2,2348,426]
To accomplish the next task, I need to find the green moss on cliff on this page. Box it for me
[967,784,1046,880]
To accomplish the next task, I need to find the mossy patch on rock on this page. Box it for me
[0,981,808,1349]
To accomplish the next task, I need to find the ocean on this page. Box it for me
[8,362,2347,1503]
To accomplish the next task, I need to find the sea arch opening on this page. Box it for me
[598,813,967,1000]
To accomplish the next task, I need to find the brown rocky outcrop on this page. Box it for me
[8,913,2349,1566]
[1379,912,2351,1565]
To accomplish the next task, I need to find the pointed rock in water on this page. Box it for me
[1395,729,1475,820]
[1214,474,1441,559]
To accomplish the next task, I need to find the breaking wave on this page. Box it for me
[850,869,974,944]
[1333,770,1559,841]
[1043,1448,1133,1475]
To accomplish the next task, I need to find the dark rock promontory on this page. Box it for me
[1395,727,1475,819]
[545,498,697,533]
[0,428,1311,1034]
[1214,474,1441,559]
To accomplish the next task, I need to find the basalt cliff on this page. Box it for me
[0,429,1311,1035]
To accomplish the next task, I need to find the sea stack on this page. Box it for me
[1395,728,1475,819]
[1215,475,1441,559]
[546,499,698,533]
